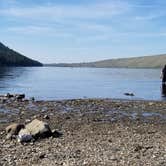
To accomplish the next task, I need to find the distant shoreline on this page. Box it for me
[44,53,166,68]
[43,64,162,69]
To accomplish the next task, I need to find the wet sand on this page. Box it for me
[0,98,166,166]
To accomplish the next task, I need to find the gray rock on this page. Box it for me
[17,128,33,143]
[24,119,52,139]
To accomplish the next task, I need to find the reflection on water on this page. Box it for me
[0,67,163,100]
[0,67,28,88]
[0,67,26,79]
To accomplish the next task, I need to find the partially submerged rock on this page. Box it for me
[5,93,14,98]
[15,94,25,100]
[124,92,134,96]
[6,123,25,139]
[1,93,25,102]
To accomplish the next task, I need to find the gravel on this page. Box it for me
[0,98,165,166]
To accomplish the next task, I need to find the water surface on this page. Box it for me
[0,67,162,100]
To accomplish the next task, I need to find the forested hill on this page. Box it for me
[0,42,42,66]
[46,54,166,68]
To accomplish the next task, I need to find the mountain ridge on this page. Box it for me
[45,54,166,68]
[0,42,42,67]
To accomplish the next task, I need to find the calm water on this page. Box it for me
[0,67,163,100]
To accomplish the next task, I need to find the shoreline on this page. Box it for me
[11,95,165,104]
[0,98,166,165]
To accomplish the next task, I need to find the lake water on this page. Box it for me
[0,67,163,101]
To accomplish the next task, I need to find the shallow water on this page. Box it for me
[0,67,163,100]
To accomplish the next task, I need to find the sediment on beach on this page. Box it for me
[0,98,166,165]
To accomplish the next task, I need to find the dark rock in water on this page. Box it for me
[5,93,14,99]
[124,93,134,96]
[5,123,25,139]
[2,93,25,101]
[15,94,25,100]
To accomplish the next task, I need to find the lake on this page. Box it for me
[0,67,163,100]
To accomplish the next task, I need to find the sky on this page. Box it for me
[1,0,166,63]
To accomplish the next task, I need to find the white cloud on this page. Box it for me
[0,1,129,39]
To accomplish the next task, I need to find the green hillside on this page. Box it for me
[46,54,166,68]
[0,42,42,66]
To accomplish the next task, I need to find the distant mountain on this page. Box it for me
[0,42,42,66]
[46,54,166,68]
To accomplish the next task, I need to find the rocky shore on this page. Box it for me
[0,97,166,166]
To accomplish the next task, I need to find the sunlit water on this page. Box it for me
[0,67,163,100]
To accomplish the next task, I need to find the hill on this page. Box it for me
[0,42,42,66]
[46,54,166,68]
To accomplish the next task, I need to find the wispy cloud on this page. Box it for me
[0,1,129,20]
[7,25,74,38]
[1,0,166,63]
[135,13,165,21]
[0,1,129,39]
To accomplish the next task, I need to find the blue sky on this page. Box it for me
[1,0,166,63]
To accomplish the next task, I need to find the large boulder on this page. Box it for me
[6,123,25,139]
[18,119,52,141]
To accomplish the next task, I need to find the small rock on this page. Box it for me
[65,116,71,120]
[52,129,62,138]
[39,153,46,159]
[134,144,143,152]
[148,102,154,106]
[30,97,35,101]
[43,115,50,119]
[17,129,33,143]
[110,155,117,161]
[5,93,14,98]
[25,119,31,123]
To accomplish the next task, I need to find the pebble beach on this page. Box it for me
[0,98,166,166]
